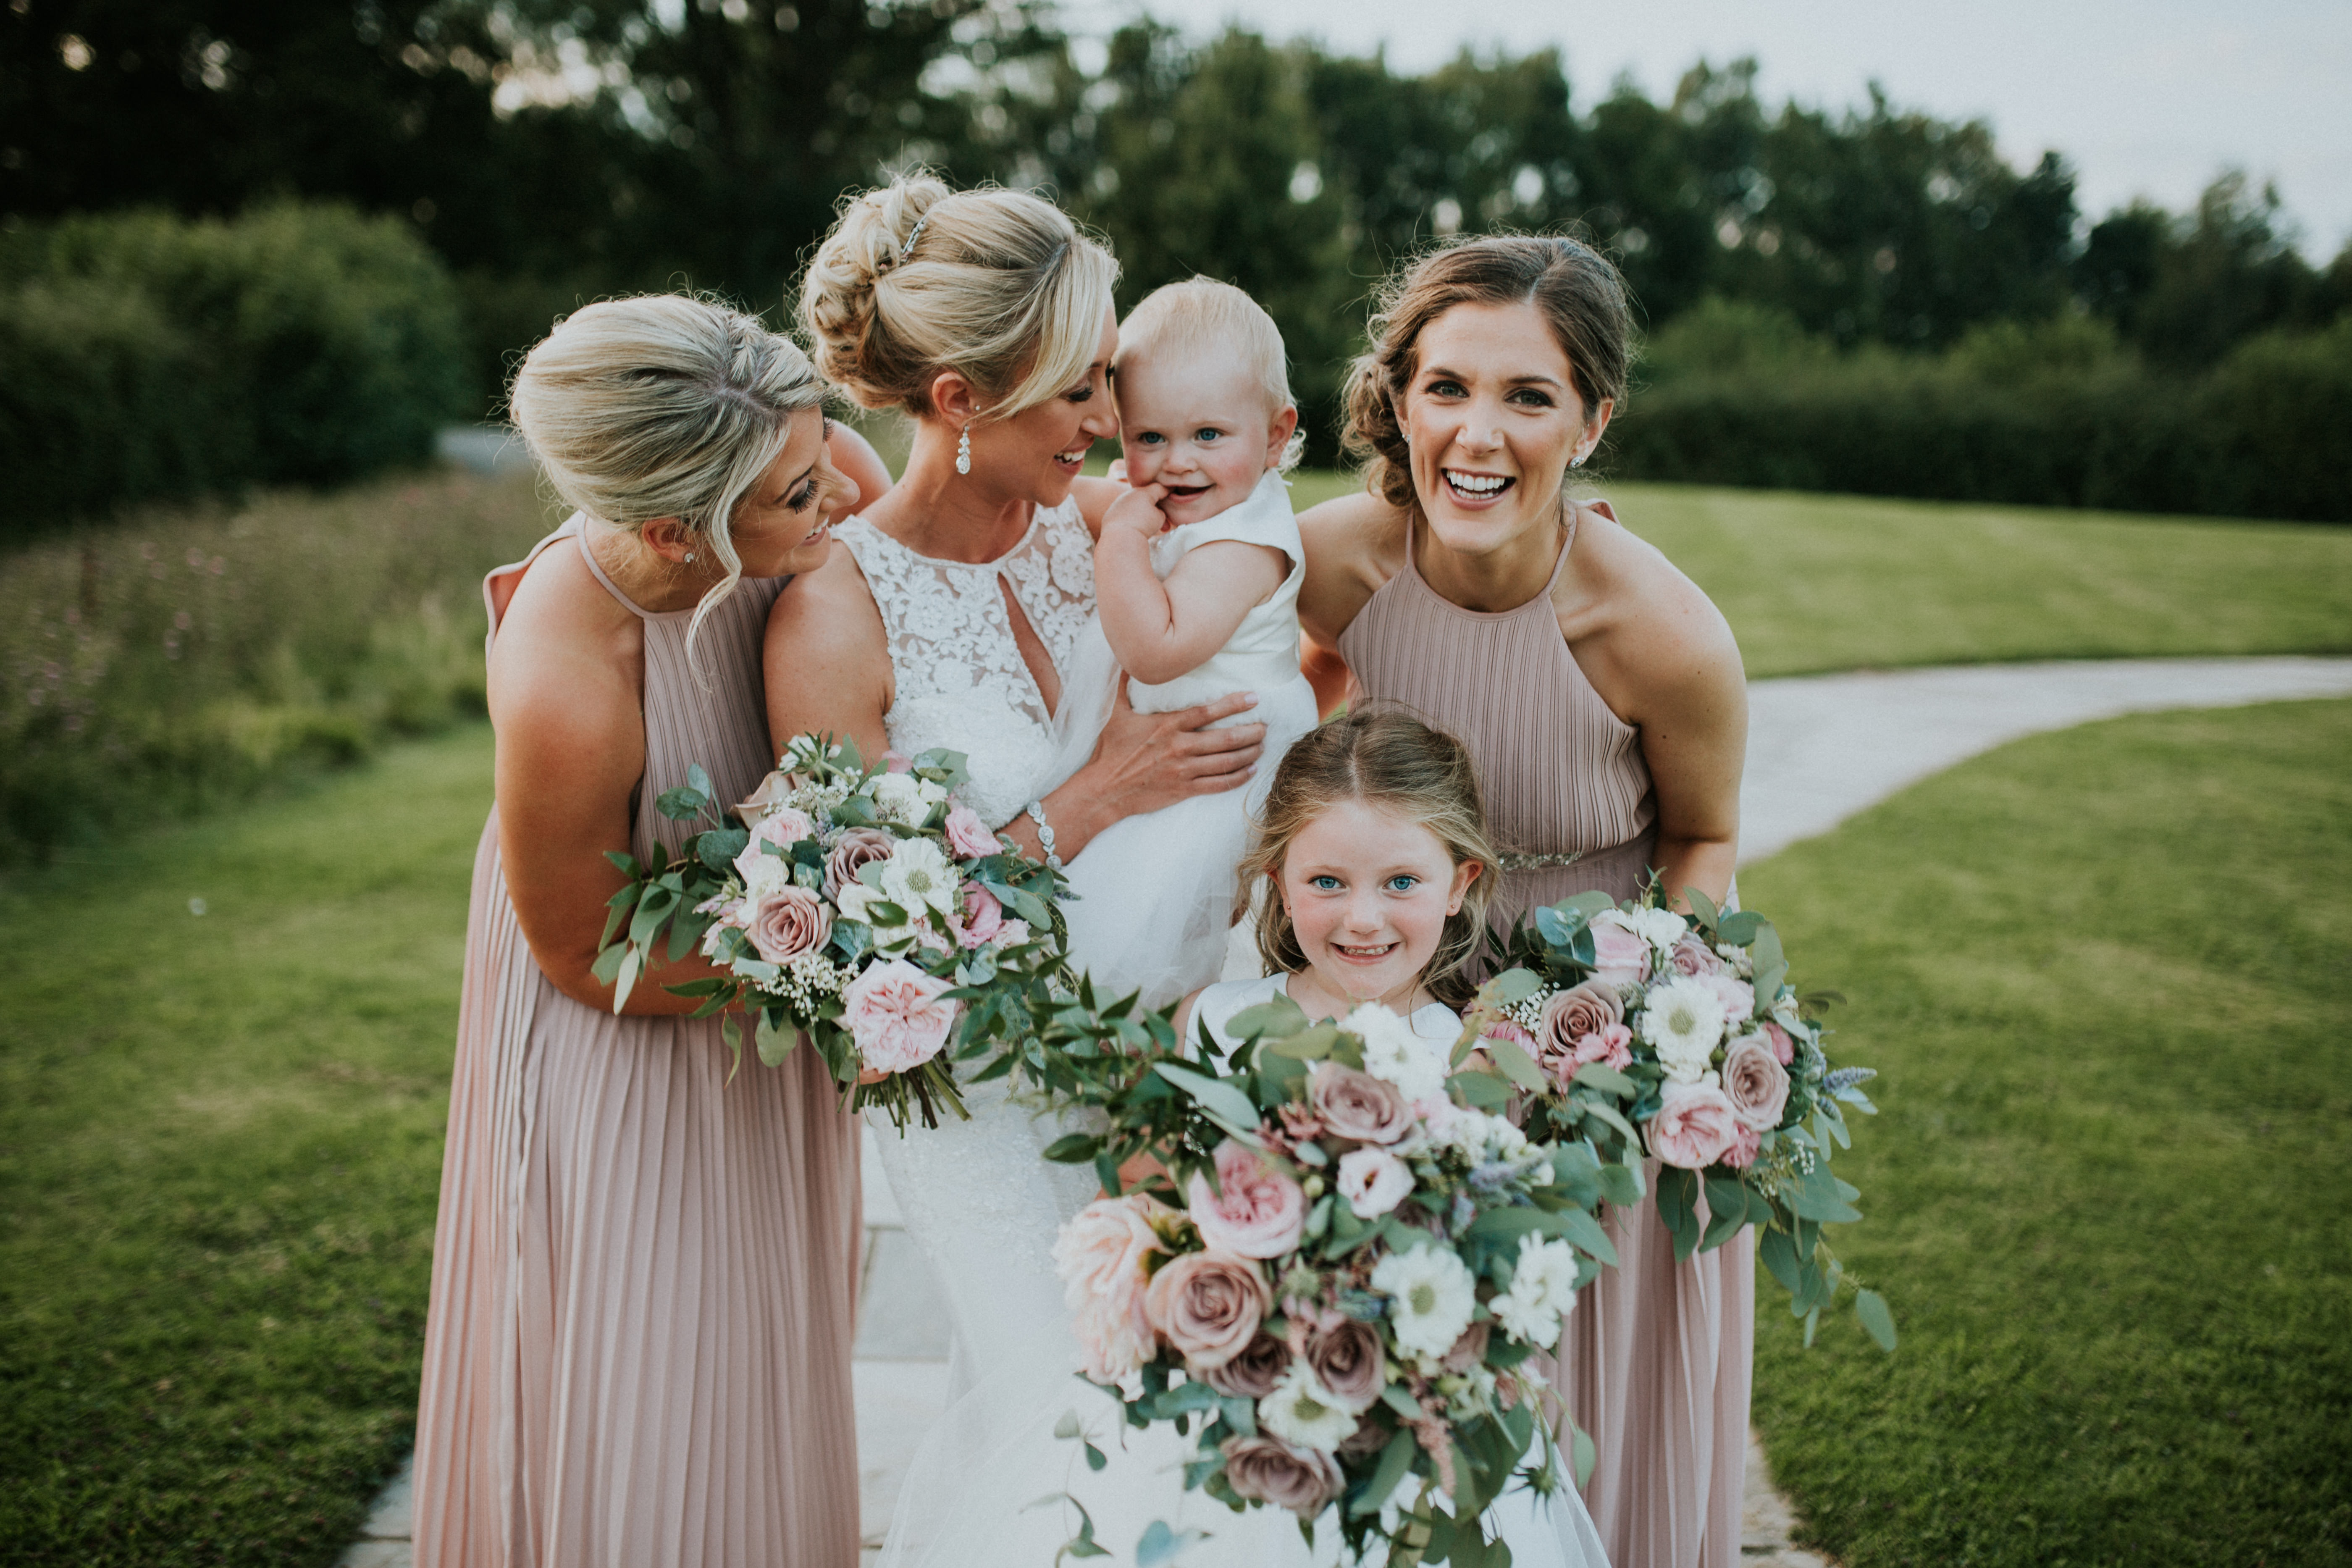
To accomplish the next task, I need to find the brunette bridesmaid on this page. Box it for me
[410,294,893,1568]
[1298,236,1752,1568]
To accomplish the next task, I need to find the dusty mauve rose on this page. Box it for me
[1187,1141,1307,1259]
[1439,1320,1490,1374]
[1761,1019,1796,1065]
[1305,1319,1386,1413]
[840,958,958,1073]
[1538,982,1624,1082]
[1588,918,1653,985]
[1574,1022,1634,1071]
[1721,1034,1791,1131]
[822,827,897,901]
[955,882,1003,948]
[1722,1121,1761,1169]
[746,885,832,963]
[1336,1416,1394,1459]
[1668,932,1730,977]
[1202,1331,1292,1398]
[733,806,816,885]
[1054,1194,1168,1382]
[1647,1081,1743,1169]
[943,804,999,859]
[1144,1251,1270,1370]
[1309,1062,1414,1145]
[1221,1436,1343,1518]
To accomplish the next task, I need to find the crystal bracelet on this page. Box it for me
[1024,799,1062,871]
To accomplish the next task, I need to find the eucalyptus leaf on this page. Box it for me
[1482,1034,1549,1093]
[1854,1288,1898,1352]
[1570,1062,1637,1098]
[1485,967,1544,1006]
[1153,1062,1264,1139]
[1225,995,1309,1042]
[1352,1429,1418,1518]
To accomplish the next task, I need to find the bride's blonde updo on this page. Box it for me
[798,171,1118,423]
[508,292,823,662]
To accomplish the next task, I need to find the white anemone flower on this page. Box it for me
[1370,1243,1477,1361]
[878,837,958,917]
[1257,1360,1360,1451]
[1347,1004,1449,1102]
[1640,976,1728,1082]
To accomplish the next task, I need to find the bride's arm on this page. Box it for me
[764,543,895,769]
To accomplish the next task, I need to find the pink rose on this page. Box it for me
[1573,1022,1634,1071]
[822,827,897,900]
[1309,1062,1414,1146]
[943,804,999,860]
[746,885,832,964]
[883,750,913,772]
[1335,1148,1413,1219]
[1701,971,1756,1024]
[1054,1194,1168,1382]
[1144,1250,1270,1370]
[955,882,1003,948]
[1221,1436,1342,1518]
[1187,1140,1307,1260]
[1668,932,1729,977]
[1589,918,1653,985]
[1761,1019,1796,1065]
[1721,1034,1791,1132]
[1538,982,1624,1082]
[1722,1122,1761,1169]
[840,957,958,1074]
[733,806,816,884]
[1646,1081,1743,1170]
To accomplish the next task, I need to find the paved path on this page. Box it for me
[343,655,2352,1567]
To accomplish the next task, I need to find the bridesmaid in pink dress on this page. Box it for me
[1299,237,1752,1568]
[410,295,894,1568]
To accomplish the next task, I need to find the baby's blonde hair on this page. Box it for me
[507,293,822,673]
[798,170,1119,424]
[1238,709,1498,1007]
[1114,276,1304,471]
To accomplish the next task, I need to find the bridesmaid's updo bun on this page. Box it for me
[799,171,1118,422]
[508,292,822,660]
[1342,235,1632,512]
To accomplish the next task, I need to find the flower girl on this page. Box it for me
[1050,278,1324,1009]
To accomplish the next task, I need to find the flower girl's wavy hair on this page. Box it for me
[1341,234,1633,512]
[1238,709,1499,1008]
[797,169,1118,424]
[506,292,823,677]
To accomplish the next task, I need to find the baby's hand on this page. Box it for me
[1102,481,1170,540]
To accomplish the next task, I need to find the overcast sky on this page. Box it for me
[1056,0,2352,257]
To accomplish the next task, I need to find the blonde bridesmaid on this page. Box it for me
[411,294,893,1568]
[1298,236,1752,1568]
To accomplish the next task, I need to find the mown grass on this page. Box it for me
[1740,698,2352,1567]
[0,725,491,1565]
[1286,472,2352,678]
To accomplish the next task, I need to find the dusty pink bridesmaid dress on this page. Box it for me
[1337,504,1756,1568]
[410,518,863,1568]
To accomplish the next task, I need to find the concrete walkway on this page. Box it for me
[341,655,2352,1567]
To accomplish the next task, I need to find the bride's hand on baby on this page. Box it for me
[1083,682,1264,819]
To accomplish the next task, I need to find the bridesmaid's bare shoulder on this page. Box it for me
[1556,494,1744,726]
[1297,486,1409,644]
[487,541,642,773]
[765,535,893,760]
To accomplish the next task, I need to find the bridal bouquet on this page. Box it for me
[1043,995,1618,1564]
[1477,887,1896,1350]
[593,733,1065,1129]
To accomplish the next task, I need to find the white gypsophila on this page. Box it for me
[1257,1360,1360,1451]
[879,836,958,917]
[771,951,848,1009]
[1641,976,1729,1083]
[1370,1243,1478,1361]
[867,772,932,827]
[1348,1003,1450,1103]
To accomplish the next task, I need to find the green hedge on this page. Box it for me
[0,205,469,539]
[1607,314,2352,523]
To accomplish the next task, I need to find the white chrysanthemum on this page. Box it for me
[1370,1243,1477,1360]
[1491,1281,1560,1349]
[1627,906,1689,950]
[879,837,958,917]
[1257,1360,1360,1451]
[1347,1004,1449,1102]
[1640,976,1728,1083]
[1512,1234,1580,1310]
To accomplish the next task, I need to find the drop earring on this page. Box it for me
[956,423,972,476]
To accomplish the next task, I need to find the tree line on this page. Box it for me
[5,0,2348,471]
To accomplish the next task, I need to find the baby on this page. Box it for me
[1048,277,1324,1010]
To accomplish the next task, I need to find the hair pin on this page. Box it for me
[899,215,927,262]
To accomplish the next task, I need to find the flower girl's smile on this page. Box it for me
[1278,798,1478,1014]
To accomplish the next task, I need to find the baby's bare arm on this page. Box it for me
[1095,485,1287,685]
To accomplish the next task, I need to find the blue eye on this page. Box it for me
[1135,431,1164,445]
[1310,875,1341,891]
[1385,874,1420,893]
[1194,428,1222,443]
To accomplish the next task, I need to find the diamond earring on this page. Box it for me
[956,423,972,476]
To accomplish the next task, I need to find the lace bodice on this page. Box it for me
[836,500,1096,827]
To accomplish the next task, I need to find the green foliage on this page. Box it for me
[0,204,470,534]
[0,724,489,1565]
[1744,699,2352,1566]
[0,465,551,866]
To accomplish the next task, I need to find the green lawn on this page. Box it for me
[0,726,491,1565]
[1740,698,2352,1566]
[1286,471,2352,678]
